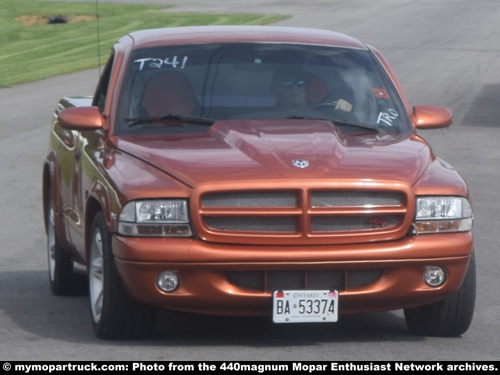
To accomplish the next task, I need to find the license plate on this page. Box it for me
[272,290,338,323]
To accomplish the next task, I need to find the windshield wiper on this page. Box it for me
[125,114,215,128]
[285,115,379,133]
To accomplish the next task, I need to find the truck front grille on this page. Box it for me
[196,188,410,245]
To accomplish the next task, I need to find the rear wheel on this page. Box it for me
[88,212,157,339]
[404,252,476,337]
[47,189,85,295]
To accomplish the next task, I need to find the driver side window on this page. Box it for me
[92,53,114,112]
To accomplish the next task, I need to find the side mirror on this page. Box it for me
[413,105,452,129]
[58,106,103,130]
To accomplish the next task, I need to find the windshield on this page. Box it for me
[115,43,411,135]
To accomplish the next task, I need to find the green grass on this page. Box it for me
[0,0,289,87]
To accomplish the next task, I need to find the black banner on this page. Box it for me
[2,361,499,373]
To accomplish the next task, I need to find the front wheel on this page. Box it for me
[47,189,85,295]
[404,251,476,337]
[88,212,157,339]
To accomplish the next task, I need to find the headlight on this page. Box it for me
[414,196,473,234]
[118,200,192,237]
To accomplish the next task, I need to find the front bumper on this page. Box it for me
[112,232,473,316]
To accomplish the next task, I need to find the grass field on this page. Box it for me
[0,0,289,87]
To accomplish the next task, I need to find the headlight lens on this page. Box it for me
[414,196,473,234]
[118,200,192,237]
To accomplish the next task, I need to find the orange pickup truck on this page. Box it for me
[43,26,475,339]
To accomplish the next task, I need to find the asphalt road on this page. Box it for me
[1,0,499,361]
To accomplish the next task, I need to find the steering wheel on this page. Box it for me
[307,98,353,113]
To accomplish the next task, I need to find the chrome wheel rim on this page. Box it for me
[47,203,56,282]
[89,228,104,323]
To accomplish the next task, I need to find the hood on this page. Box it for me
[115,119,432,187]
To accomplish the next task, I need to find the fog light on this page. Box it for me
[157,271,180,292]
[423,266,446,287]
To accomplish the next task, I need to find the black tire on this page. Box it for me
[88,212,157,339]
[47,189,86,295]
[404,251,476,337]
